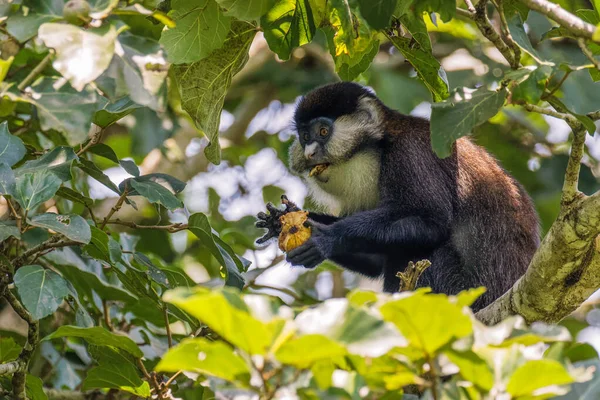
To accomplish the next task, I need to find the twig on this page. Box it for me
[100,190,129,230]
[464,0,476,13]
[163,306,172,348]
[397,260,431,291]
[5,290,39,400]
[77,126,103,156]
[588,111,600,120]
[577,38,600,70]
[106,219,188,233]
[523,103,578,124]
[561,125,587,205]
[545,69,571,97]
[11,236,79,270]
[4,196,22,231]
[494,0,522,67]
[518,0,598,41]
[103,300,114,331]
[17,52,54,91]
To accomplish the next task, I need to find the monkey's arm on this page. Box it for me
[307,212,340,225]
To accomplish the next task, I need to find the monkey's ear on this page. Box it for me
[357,96,382,125]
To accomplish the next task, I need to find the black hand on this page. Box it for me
[255,195,301,244]
[286,221,332,268]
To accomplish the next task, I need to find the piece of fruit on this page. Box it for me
[278,211,311,252]
[63,0,91,26]
[309,164,329,177]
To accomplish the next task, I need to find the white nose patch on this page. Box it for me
[304,142,319,159]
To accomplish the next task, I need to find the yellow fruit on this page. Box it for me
[278,211,311,252]
[309,164,329,177]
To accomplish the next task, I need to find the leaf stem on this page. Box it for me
[17,52,54,92]
[100,190,129,230]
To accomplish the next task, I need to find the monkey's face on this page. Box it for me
[295,116,334,178]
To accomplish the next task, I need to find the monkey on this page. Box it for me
[256,82,540,311]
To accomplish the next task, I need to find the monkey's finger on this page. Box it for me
[266,203,280,214]
[256,231,277,244]
[257,212,269,221]
[255,221,268,228]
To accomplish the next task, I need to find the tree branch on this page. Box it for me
[17,51,54,91]
[518,0,599,42]
[0,360,24,376]
[561,125,586,206]
[11,236,79,270]
[577,38,600,71]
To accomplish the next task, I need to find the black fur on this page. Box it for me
[272,82,540,311]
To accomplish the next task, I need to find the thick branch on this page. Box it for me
[0,360,24,376]
[518,0,599,42]
[11,236,79,270]
[561,126,586,205]
[477,192,600,324]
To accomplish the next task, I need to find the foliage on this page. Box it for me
[0,0,598,398]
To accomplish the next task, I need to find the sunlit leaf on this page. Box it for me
[16,146,78,182]
[275,334,347,368]
[14,265,70,320]
[163,287,275,354]
[156,338,251,384]
[357,0,397,29]
[39,23,119,91]
[0,337,22,362]
[261,0,316,60]
[507,359,574,397]
[216,0,275,20]
[445,349,493,391]
[160,0,231,64]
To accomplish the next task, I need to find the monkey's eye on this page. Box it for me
[319,127,329,136]
[303,133,310,141]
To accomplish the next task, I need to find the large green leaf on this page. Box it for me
[445,349,494,391]
[261,0,316,60]
[26,78,98,145]
[379,292,472,355]
[0,220,20,242]
[38,23,119,91]
[160,0,232,64]
[275,334,347,368]
[13,265,70,320]
[43,326,143,357]
[163,287,275,354]
[6,0,63,43]
[82,346,151,397]
[83,226,122,265]
[357,0,397,29]
[76,158,120,195]
[14,170,63,212]
[173,21,255,164]
[387,34,449,103]
[430,87,507,158]
[0,121,26,167]
[506,359,574,397]
[216,0,275,20]
[26,374,48,400]
[93,96,142,128]
[156,338,251,384]
[188,213,245,288]
[28,213,91,244]
[0,337,22,362]
[15,146,78,182]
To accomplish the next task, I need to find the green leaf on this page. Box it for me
[43,326,143,357]
[160,0,232,64]
[261,0,316,60]
[188,213,245,287]
[119,160,140,177]
[38,23,119,91]
[156,338,251,384]
[163,287,274,354]
[0,220,20,242]
[26,78,97,145]
[413,0,454,22]
[216,0,275,20]
[386,34,449,102]
[0,337,22,362]
[14,170,63,212]
[76,159,120,195]
[14,265,70,320]
[0,163,16,198]
[6,0,61,43]
[93,96,142,128]
[380,292,472,355]
[56,187,93,207]
[89,143,119,164]
[173,21,255,164]
[83,226,122,264]
[132,252,170,287]
[506,359,574,397]
[16,146,78,182]
[0,121,26,167]
[0,56,13,83]
[453,287,486,307]
[445,349,493,391]
[507,66,553,104]
[82,346,150,397]
[400,9,431,52]
[26,375,48,400]
[275,334,347,368]
[126,178,182,210]
[119,173,186,195]
[358,0,397,29]
[507,14,545,62]
[430,87,507,158]
[28,213,91,244]
[130,108,175,156]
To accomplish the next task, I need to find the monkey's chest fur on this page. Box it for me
[306,149,381,216]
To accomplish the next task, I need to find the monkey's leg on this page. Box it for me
[329,253,386,278]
